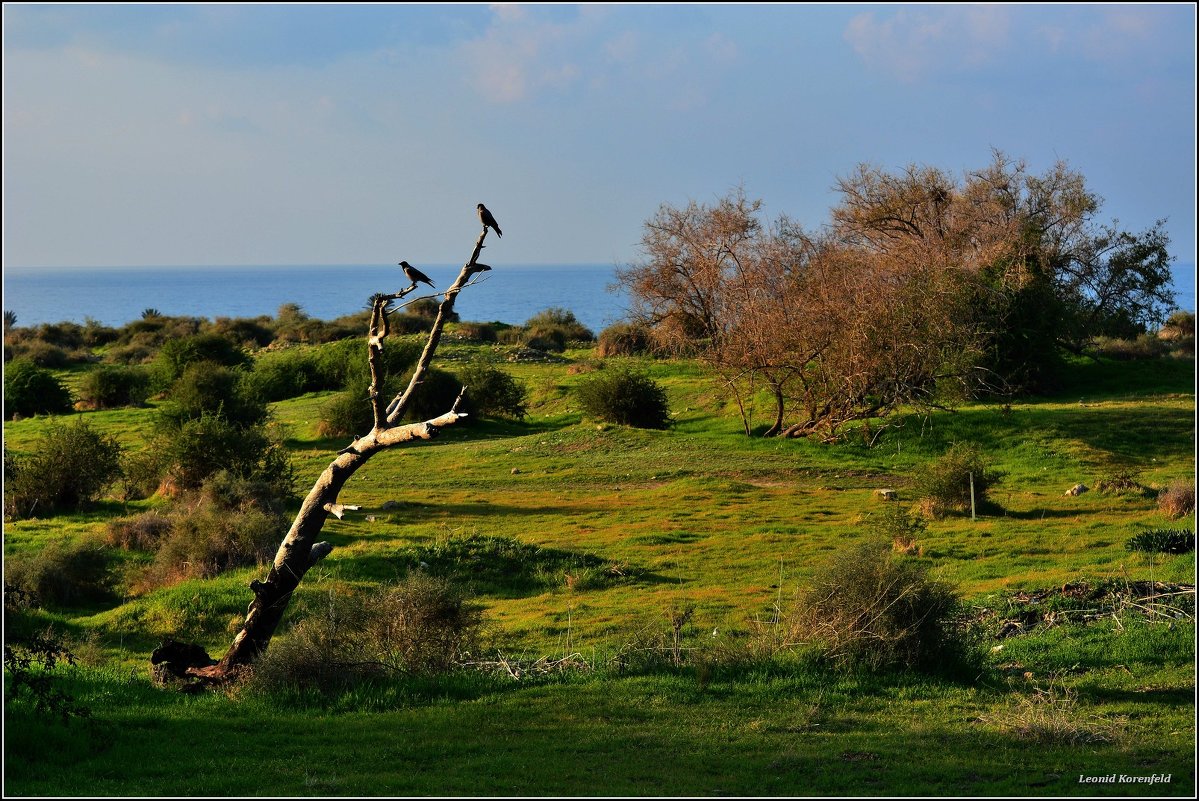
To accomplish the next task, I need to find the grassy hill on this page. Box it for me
[3,341,1195,796]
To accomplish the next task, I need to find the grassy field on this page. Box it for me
[3,341,1196,796]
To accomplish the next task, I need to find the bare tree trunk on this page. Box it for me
[162,221,496,684]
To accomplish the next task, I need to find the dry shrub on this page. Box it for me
[981,678,1127,745]
[1093,468,1150,496]
[248,574,482,693]
[781,541,965,672]
[5,536,114,607]
[105,512,173,550]
[914,443,1001,518]
[146,504,283,585]
[1157,479,1195,520]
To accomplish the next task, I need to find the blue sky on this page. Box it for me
[3,3,1195,270]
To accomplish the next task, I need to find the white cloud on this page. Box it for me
[843,7,1012,82]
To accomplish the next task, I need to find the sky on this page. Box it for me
[2,3,1196,270]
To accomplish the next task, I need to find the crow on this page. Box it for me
[477,203,502,237]
[398,260,435,287]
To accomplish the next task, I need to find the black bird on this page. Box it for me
[398,260,435,288]
[477,203,502,237]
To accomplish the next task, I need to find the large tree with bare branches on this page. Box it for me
[618,153,1175,438]
[153,210,498,685]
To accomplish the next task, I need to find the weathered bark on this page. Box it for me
[174,221,496,684]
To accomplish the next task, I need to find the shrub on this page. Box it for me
[453,322,498,342]
[76,365,151,409]
[162,361,267,427]
[147,503,283,584]
[3,359,73,419]
[407,298,458,322]
[1091,334,1167,361]
[1125,528,1195,556]
[5,537,113,606]
[317,381,376,439]
[206,316,275,348]
[1157,479,1195,520]
[523,326,567,352]
[5,339,76,368]
[105,511,174,551]
[249,574,482,693]
[1093,469,1150,497]
[780,540,967,672]
[153,413,295,496]
[575,367,671,429]
[153,332,251,388]
[913,443,1001,517]
[4,419,123,519]
[524,308,594,342]
[865,504,928,556]
[458,361,527,420]
[396,366,462,422]
[597,321,654,357]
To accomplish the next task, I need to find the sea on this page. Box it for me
[2,261,1195,332]
[1,263,632,333]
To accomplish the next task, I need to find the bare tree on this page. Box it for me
[618,190,984,441]
[154,213,497,684]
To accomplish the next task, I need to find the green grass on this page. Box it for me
[4,346,1195,796]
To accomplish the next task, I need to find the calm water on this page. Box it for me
[2,263,632,333]
[2,261,1194,331]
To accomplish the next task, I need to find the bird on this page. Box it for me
[472,263,493,272]
[398,260,435,288]
[477,203,502,237]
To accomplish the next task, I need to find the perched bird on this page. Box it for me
[399,260,435,288]
[477,203,502,237]
[472,263,493,272]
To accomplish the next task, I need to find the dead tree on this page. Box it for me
[153,213,497,685]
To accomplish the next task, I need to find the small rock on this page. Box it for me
[380,500,402,510]
[1064,483,1089,496]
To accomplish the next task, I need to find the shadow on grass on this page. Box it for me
[282,416,571,451]
[329,534,678,598]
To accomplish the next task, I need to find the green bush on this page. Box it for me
[1125,528,1195,556]
[407,298,458,322]
[153,332,250,389]
[453,322,498,342]
[3,359,73,419]
[395,366,462,422]
[458,361,527,420]
[5,536,113,607]
[597,321,654,357]
[913,443,1001,517]
[4,420,123,519]
[76,365,151,409]
[575,367,671,429]
[206,316,275,348]
[152,413,296,496]
[524,308,594,342]
[779,541,969,672]
[317,381,377,439]
[162,361,267,427]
